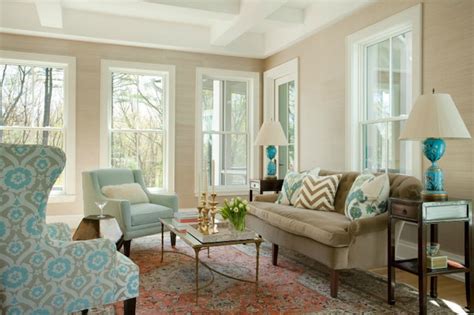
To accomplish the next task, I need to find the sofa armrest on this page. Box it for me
[348,212,388,236]
[148,193,178,212]
[253,194,279,203]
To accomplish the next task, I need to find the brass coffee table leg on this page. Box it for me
[161,222,164,263]
[194,247,201,304]
[256,240,261,292]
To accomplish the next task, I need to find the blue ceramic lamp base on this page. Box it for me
[422,138,448,201]
[265,145,277,179]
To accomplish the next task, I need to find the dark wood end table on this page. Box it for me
[249,178,284,201]
[73,214,124,250]
[387,198,473,314]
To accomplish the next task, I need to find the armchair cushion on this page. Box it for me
[131,203,174,226]
[102,183,149,204]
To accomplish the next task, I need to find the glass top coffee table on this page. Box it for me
[160,218,262,304]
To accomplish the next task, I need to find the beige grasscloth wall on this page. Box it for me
[0,33,264,216]
[264,0,473,255]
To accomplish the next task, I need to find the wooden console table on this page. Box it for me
[387,198,473,314]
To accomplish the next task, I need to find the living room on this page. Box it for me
[0,0,473,314]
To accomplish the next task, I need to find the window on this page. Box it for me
[0,51,76,201]
[263,58,299,177]
[346,5,421,176]
[196,68,259,194]
[276,77,296,178]
[101,60,175,191]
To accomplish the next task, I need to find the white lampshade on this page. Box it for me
[254,120,288,146]
[400,93,471,140]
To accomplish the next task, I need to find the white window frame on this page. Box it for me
[100,60,175,192]
[263,58,299,175]
[195,67,260,195]
[345,5,422,178]
[0,50,76,203]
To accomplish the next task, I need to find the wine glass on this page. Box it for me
[95,200,108,218]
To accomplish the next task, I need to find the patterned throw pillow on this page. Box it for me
[276,168,320,205]
[294,174,342,211]
[345,173,390,221]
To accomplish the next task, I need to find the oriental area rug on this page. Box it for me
[107,235,458,314]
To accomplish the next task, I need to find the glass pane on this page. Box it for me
[363,122,387,172]
[1,64,64,128]
[111,131,164,188]
[388,120,409,174]
[391,32,412,117]
[288,80,296,145]
[366,39,390,120]
[111,72,164,130]
[224,81,247,133]
[363,121,408,174]
[202,133,247,187]
[288,144,295,172]
[202,78,220,132]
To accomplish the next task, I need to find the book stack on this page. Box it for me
[172,211,199,230]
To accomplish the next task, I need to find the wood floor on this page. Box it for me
[371,267,467,307]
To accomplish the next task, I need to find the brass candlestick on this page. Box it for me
[208,193,219,233]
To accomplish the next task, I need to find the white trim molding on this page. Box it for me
[195,67,260,195]
[263,57,299,175]
[345,4,422,178]
[0,50,76,203]
[100,59,176,192]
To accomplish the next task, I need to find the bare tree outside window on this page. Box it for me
[0,63,65,191]
[110,71,166,188]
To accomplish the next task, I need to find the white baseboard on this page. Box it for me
[397,240,465,282]
[46,214,83,229]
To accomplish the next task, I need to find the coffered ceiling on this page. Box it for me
[0,0,375,58]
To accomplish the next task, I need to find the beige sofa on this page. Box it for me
[247,170,422,297]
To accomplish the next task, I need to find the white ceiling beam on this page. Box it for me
[211,0,288,47]
[145,0,240,15]
[34,0,63,28]
[266,6,304,24]
[0,1,265,58]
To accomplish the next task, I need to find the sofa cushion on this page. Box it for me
[130,203,173,226]
[249,201,351,247]
[295,174,342,211]
[345,173,390,220]
[102,183,150,204]
[277,168,320,205]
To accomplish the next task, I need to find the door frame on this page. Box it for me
[263,58,299,176]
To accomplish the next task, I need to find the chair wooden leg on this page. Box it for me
[124,240,131,257]
[170,231,176,247]
[272,244,279,266]
[330,269,339,298]
[124,297,136,315]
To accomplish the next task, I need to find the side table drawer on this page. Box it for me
[250,181,260,190]
[392,203,418,220]
[424,204,468,221]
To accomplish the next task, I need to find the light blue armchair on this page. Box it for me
[0,144,139,314]
[82,169,178,256]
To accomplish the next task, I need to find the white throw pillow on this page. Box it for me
[344,173,390,220]
[101,183,150,204]
[276,167,320,205]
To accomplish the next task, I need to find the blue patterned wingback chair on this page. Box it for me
[0,144,139,314]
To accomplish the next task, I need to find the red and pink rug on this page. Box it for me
[114,235,458,314]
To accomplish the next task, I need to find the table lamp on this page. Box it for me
[400,91,471,201]
[254,120,288,179]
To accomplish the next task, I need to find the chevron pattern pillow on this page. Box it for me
[276,168,320,205]
[294,174,342,211]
